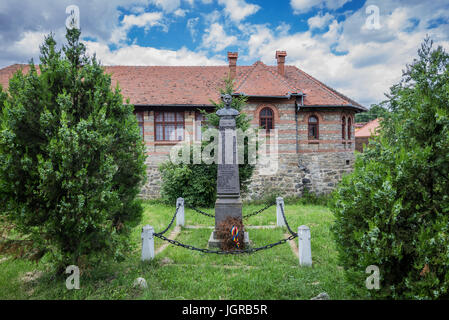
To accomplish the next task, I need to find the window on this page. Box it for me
[342,116,346,140]
[136,112,144,138]
[308,115,319,140]
[260,107,274,131]
[347,117,352,140]
[155,111,184,141]
[195,112,206,141]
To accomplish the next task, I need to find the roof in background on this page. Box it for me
[355,118,380,137]
[0,62,366,110]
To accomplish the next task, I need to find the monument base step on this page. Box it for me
[208,231,250,249]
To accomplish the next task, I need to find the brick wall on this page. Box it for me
[139,103,356,199]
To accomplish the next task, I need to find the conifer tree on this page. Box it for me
[0,28,147,269]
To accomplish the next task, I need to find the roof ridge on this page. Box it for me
[235,60,299,95]
[264,64,301,94]
[294,66,348,103]
[292,66,365,108]
[233,61,260,93]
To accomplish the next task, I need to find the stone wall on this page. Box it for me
[138,101,357,199]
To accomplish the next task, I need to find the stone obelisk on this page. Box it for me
[208,94,249,248]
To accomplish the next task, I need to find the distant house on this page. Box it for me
[355,118,380,152]
[0,51,367,199]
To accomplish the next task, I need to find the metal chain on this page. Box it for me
[154,204,180,236]
[279,202,298,237]
[151,200,297,255]
[154,232,297,255]
[187,201,276,219]
[242,202,275,219]
[186,205,215,218]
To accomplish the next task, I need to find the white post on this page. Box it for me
[276,197,286,227]
[141,225,155,261]
[298,225,312,267]
[176,197,185,227]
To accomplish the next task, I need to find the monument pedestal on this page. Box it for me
[208,93,250,250]
[208,230,250,249]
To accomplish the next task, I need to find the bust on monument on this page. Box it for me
[217,93,239,117]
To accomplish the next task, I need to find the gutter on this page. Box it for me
[232,92,304,99]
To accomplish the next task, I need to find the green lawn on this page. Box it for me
[0,201,366,299]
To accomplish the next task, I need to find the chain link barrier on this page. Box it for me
[279,202,298,237]
[186,205,215,218]
[186,201,276,220]
[154,232,297,255]
[152,200,297,255]
[242,201,275,219]
[154,204,180,236]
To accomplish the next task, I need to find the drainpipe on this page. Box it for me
[295,96,303,154]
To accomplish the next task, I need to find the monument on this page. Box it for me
[208,94,250,248]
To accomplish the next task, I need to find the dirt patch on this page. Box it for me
[0,257,9,264]
[160,257,173,266]
[21,270,44,284]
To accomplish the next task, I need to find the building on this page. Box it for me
[0,51,367,199]
[355,118,380,152]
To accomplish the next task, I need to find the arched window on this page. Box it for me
[260,107,274,131]
[347,117,352,140]
[342,116,346,140]
[308,115,319,140]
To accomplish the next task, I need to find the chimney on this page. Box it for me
[275,50,287,77]
[227,52,238,80]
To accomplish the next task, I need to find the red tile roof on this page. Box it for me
[355,118,380,137]
[0,62,365,110]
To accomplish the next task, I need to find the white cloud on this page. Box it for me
[84,40,224,66]
[110,12,166,44]
[150,0,181,13]
[174,8,187,17]
[10,31,47,56]
[290,0,350,14]
[307,12,334,30]
[244,1,449,107]
[217,0,260,22]
[203,10,222,24]
[201,23,238,52]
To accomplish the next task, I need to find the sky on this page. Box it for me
[0,0,449,107]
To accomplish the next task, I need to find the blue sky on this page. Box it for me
[1,0,449,106]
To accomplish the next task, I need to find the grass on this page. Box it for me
[0,201,367,300]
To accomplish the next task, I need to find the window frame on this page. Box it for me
[259,107,274,131]
[308,115,319,140]
[342,116,346,140]
[347,116,352,140]
[154,111,185,142]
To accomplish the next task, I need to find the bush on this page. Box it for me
[159,79,255,208]
[0,28,147,270]
[331,37,449,299]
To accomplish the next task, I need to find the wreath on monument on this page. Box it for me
[216,217,246,251]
